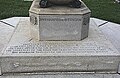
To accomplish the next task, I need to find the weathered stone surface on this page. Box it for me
[29,0,91,41]
[29,0,90,15]
[0,74,120,78]
[118,64,120,73]
[0,74,110,78]
[0,23,14,53]
[0,19,120,74]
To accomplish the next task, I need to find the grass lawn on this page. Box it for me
[0,0,120,24]
[83,0,120,24]
[0,0,32,19]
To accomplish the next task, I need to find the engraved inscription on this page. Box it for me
[39,15,83,39]
[5,42,112,54]
[40,18,81,21]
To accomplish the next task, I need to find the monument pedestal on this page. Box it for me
[0,0,120,76]
[0,19,120,75]
[29,0,91,41]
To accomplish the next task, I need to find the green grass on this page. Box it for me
[83,0,120,24]
[0,0,120,24]
[0,0,32,19]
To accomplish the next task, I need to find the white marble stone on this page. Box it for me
[0,22,15,76]
[0,17,30,53]
[0,17,120,76]
[1,17,21,28]
[0,18,120,74]
[98,22,120,52]
[29,0,91,41]
[118,64,120,74]
[0,23,14,52]
[0,74,120,78]
[91,18,108,27]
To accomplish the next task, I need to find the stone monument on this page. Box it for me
[0,0,120,76]
[29,0,91,40]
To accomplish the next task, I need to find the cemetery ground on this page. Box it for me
[0,0,120,24]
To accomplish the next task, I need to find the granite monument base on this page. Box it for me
[0,19,120,75]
